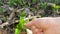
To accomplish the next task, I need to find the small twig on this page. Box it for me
[0,20,19,28]
[47,3,55,7]
[9,9,16,20]
[0,16,37,28]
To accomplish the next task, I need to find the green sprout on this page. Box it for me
[8,0,20,7]
[15,10,29,34]
[53,4,60,10]
[41,2,47,9]
[0,7,6,14]
[0,1,3,6]
[8,0,29,8]
[32,0,36,4]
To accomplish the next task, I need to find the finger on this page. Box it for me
[36,28,44,34]
[34,28,43,34]
[37,32,43,34]
[31,26,37,34]
[39,29,43,32]
[25,20,35,28]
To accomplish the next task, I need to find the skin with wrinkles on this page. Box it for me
[25,17,60,34]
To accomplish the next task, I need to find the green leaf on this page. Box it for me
[32,0,36,3]
[3,16,7,22]
[0,7,5,14]
[8,1,15,6]
[53,4,60,10]
[20,10,26,17]
[0,1,3,6]
[15,28,21,34]
[41,2,47,9]
[15,9,29,34]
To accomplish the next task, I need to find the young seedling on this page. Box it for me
[15,9,29,34]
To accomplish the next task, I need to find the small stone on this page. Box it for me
[0,19,2,24]
[25,8,31,14]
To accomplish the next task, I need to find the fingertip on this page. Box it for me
[25,21,33,28]
[37,32,43,34]
[25,19,39,28]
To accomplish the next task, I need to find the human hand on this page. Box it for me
[25,17,60,34]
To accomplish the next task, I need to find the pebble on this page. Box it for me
[0,19,2,24]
